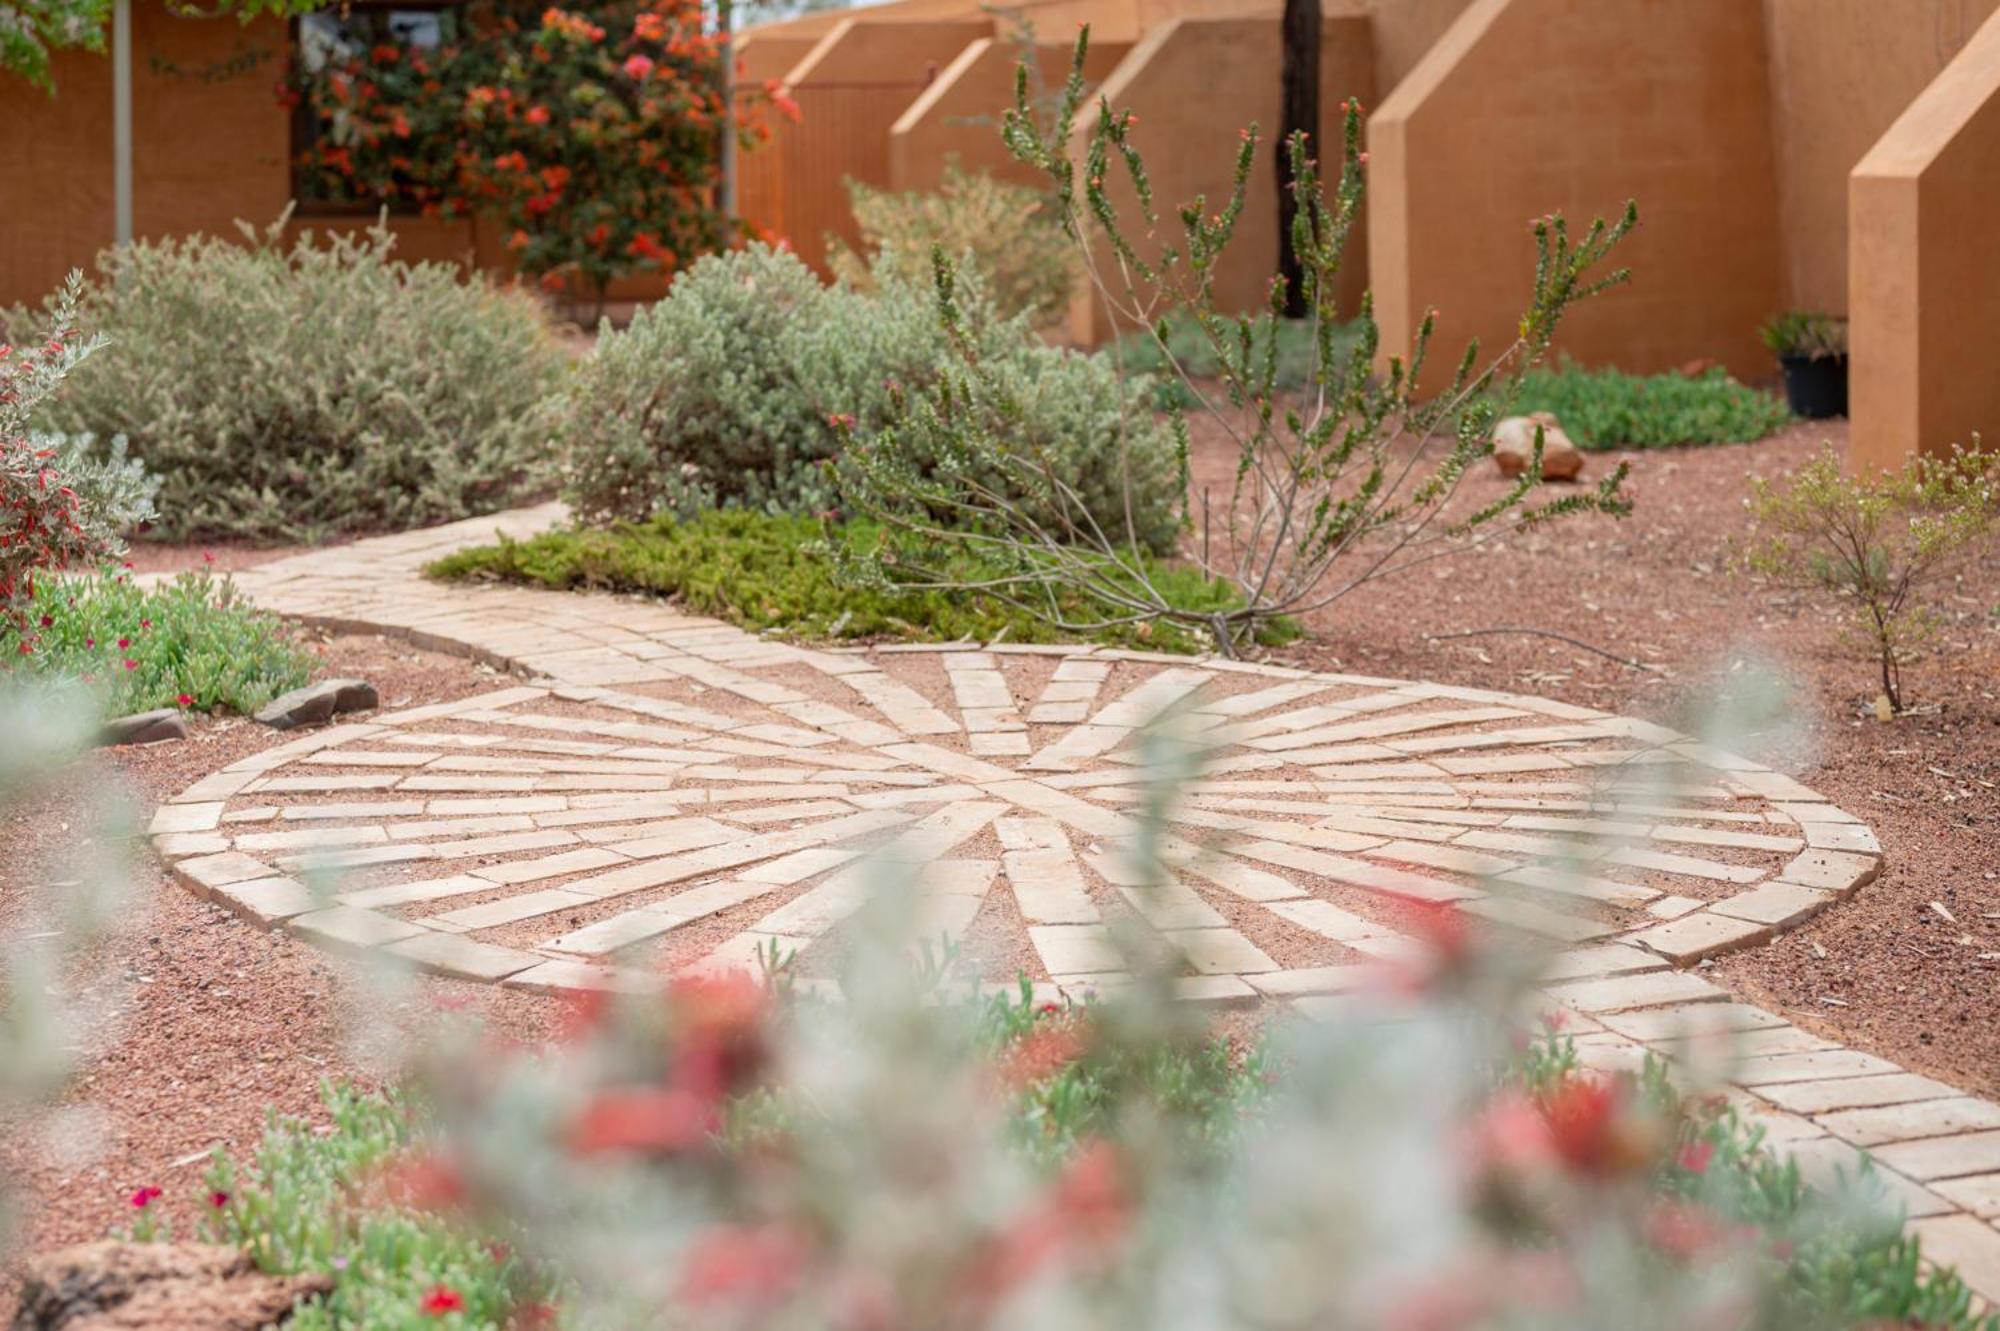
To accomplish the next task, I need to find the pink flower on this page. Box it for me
[116,637,130,649]
[130,1185,163,1209]
[123,659,138,672]
[622,53,655,80]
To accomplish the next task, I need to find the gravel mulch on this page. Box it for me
[1191,419,2000,1098]
[0,635,561,1299]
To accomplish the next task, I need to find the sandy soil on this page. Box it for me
[1194,418,2000,1098]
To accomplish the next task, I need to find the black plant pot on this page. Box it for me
[1779,353,1848,419]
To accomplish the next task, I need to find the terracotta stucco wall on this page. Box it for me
[888,37,1131,195]
[3,4,294,307]
[1850,6,2000,469]
[0,3,516,308]
[746,17,994,272]
[1762,0,2000,314]
[1368,0,1783,382]
[1354,0,1476,101]
[1064,15,1375,345]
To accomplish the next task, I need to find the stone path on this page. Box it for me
[147,506,2000,1298]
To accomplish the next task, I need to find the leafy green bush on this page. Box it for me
[198,1082,524,1330]
[558,244,1181,553]
[2,273,158,616]
[1510,362,1792,449]
[828,162,1076,327]
[122,1008,2000,1331]
[1112,310,1356,408]
[1759,310,1847,361]
[6,218,566,543]
[428,510,1288,652]
[2,567,315,716]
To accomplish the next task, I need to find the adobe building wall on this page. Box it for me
[0,2,507,308]
[1062,14,1376,345]
[888,37,1132,195]
[1849,6,2000,470]
[3,4,295,308]
[1763,0,2000,314]
[1368,0,1784,383]
[750,17,995,272]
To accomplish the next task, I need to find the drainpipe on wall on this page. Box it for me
[719,0,736,220]
[113,0,134,246]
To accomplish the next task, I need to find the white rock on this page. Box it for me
[1492,412,1584,481]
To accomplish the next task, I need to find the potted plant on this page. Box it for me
[1759,310,1848,419]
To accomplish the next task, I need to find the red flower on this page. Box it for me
[1464,1088,1555,1175]
[15,641,29,656]
[1643,1198,1724,1261]
[1536,1074,1660,1177]
[38,613,52,627]
[995,1020,1087,1090]
[176,694,194,708]
[525,105,551,126]
[970,1139,1129,1303]
[116,636,129,649]
[677,1223,808,1308]
[129,1185,163,1209]
[139,618,151,629]
[569,1086,713,1155]
[1677,1138,1715,1175]
[420,1285,465,1316]
[381,1151,466,1211]
[622,53,655,80]
[209,1190,230,1208]
[123,659,138,672]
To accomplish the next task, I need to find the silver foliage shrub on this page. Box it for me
[559,243,1179,553]
[9,217,566,543]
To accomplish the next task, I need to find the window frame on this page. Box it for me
[287,0,457,218]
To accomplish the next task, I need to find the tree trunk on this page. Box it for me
[1277,0,1320,319]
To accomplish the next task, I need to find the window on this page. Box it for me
[290,4,452,211]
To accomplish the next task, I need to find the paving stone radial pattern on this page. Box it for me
[145,510,2000,1296]
[153,609,1873,1002]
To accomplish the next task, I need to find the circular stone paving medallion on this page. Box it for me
[150,646,1882,1001]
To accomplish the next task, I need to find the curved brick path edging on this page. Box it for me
[143,505,2000,1298]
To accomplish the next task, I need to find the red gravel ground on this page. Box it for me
[0,635,561,1302]
[117,541,314,578]
[3,417,1995,1291]
[1194,419,2000,1098]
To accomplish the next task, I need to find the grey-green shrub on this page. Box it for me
[560,244,1180,552]
[828,163,1076,328]
[8,218,566,543]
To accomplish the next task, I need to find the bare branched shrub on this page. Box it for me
[838,31,1635,656]
[1743,442,2000,713]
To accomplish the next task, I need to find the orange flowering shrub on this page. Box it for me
[290,0,764,301]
